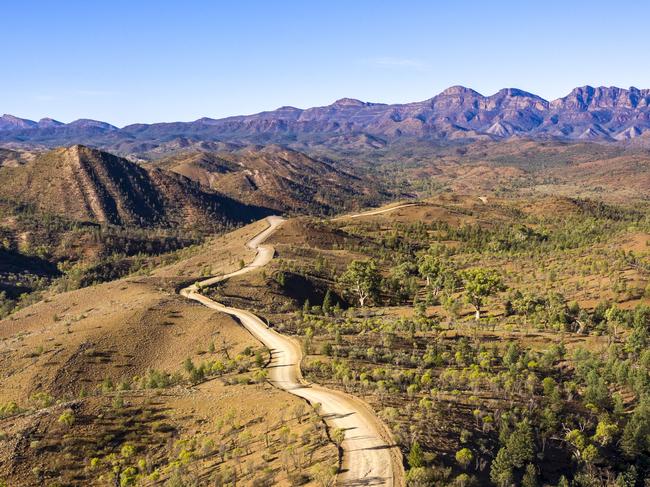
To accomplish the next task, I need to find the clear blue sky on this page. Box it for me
[4,0,650,126]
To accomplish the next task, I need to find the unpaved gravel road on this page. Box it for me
[331,203,419,221]
[181,216,404,486]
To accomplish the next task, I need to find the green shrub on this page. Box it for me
[57,409,75,427]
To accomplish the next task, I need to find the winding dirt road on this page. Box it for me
[181,216,404,486]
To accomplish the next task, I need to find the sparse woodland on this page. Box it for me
[230,197,650,487]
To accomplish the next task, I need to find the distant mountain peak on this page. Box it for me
[492,88,545,100]
[67,119,117,130]
[552,85,650,111]
[67,143,91,152]
[438,85,481,97]
[37,117,64,128]
[1,114,26,121]
[0,114,37,130]
[194,117,218,124]
[332,98,368,107]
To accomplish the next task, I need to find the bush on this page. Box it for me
[121,443,136,458]
[30,392,54,409]
[142,369,176,389]
[57,409,75,427]
[321,342,333,356]
[0,401,20,418]
[455,448,474,469]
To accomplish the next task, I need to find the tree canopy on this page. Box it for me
[338,259,381,307]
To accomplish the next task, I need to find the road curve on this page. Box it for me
[181,216,403,486]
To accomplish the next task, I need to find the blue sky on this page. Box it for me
[4,0,650,126]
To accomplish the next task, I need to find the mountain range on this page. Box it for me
[2,86,650,153]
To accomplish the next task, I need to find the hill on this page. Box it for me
[153,145,391,214]
[0,145,269,229]
[0,221,337,485]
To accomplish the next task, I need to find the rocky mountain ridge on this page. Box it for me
[3,86,650,150]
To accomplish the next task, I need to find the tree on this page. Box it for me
[406,467,434,487]
[490,448,514,487]
[521,464,538,487]
[120,443,135,459]
[408,439,424,468]
[322,289,333,316]
[189,366,205,384]
[491,420,535,485]
[253,369,268,383]
[331,428,345,448]
[339,260,381,307]
[592,418,619,446]
[386,262,417,304]
[461,268,504,320]
[418,255,442,289]
[303,327,314,354]
[615,466,638,487]
[605,306,628,345]
[453,473,472,487]
[581,444,599,466]
[621,397,650,458]
[312,463,337,487]
[183,357,195,374]
[626,305,650,356]
[505,420,535,469]
[565,429,587,460]
[442,293,461,320]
